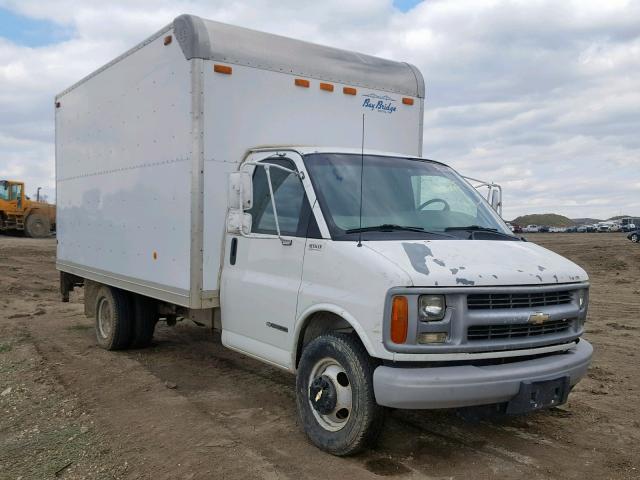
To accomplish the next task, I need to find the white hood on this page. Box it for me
[365,239,588,287]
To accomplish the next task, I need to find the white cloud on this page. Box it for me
[0,0,638,219]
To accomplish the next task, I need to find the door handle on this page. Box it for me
[230,237,238,265]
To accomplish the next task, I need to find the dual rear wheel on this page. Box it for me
[94,286,157,350]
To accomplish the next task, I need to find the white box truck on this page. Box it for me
[56,14,592,455]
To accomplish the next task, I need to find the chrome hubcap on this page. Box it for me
[308,358,352,431]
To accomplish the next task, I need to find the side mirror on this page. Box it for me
[229,172,253,211]
[227,211,252,235]
[489,187,502,215]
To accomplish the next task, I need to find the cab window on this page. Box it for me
[0,182,8,201]
[248,159,306,236]
[9,183,22,201]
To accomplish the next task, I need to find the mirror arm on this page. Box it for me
[264,166,292,246]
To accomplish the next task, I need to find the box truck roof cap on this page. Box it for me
[57,14,424,100]
[173,15,424,98]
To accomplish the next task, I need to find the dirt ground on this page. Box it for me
[1,233,639,479]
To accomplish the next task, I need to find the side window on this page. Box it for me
[248,159,306,236]
[0,182,8,201]
[9,184,22,201]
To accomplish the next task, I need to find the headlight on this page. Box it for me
[419,295,446,321]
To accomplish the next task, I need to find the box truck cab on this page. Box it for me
[56,15,592,456]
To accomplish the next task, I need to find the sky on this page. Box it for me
[0,0,638,220]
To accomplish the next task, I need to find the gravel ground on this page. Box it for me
[0,233,638,479]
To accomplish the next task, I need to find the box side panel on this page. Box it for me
[201,63,423,291]
[56,33,194,304]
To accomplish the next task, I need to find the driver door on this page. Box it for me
[220,153,311,369]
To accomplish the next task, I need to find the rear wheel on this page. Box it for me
[94,286,133,350]
[296,333,384,456]
[130,294,157,348]
[24,213,50,238]
[632,233,639,243]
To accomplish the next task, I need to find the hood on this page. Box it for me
[365,239,588,287]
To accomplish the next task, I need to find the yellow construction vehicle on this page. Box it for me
[0,180,56,238]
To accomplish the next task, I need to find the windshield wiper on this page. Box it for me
[445,225,520,240]
[346,224,454,237]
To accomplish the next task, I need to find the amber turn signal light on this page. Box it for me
[214,64,233,75]
[390,296,409,344]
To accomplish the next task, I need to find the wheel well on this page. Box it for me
[296,311,361,367]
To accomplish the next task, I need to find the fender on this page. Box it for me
[291,302,378,369]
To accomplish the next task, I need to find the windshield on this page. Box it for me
[303,153,512,240]
[0,181,8,201]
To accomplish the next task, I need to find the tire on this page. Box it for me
[130,294,157,348]
[25,213,50,238]
[94,286,133,350]
[632,234,639,243]
[296,333,384,456]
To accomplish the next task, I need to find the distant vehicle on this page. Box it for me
[506,222,514,232]
[609,224,621,232]
[586,225,597,233]
[523,224,540,233]
[576,225,587,233]
[548,226,565,233]
[539,225,550,233]
[597,224,612,233]
[628,230,639,243]
[565,226,578,233]
[512,224,523,233]
[621,217,640,231]
[0,179,56,237]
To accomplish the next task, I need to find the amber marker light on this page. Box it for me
[402,97,414,105]
[390,296,409,344]
[320,82,334,92]
[163,35,172,46]
[295,78,310,88]
[214,64,233,75]
[343,87,357,95]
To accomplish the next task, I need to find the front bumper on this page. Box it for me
[373,339,592,409]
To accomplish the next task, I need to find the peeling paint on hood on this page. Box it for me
[365,240,588,287]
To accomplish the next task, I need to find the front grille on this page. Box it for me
[467,319,572,340]
[467,291,573,310]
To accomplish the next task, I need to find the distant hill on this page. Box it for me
[511,214,575,227]
[607,215,633,221]
[571,217,601,225]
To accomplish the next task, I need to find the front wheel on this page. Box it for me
[296,333,384,456]
[632,233,639,243]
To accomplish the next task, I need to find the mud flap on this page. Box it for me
[506,376,570,415]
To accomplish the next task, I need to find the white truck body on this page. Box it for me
[56,15,423,310]
[56,15,592,454]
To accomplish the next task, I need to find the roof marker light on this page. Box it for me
[343,87,357,95]
[402,97,414,105]
[214,64,233,75]
[163,35,172,46]
[295,78,310,88]
[320,82,334,92]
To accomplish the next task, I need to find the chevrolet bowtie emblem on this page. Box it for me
[529,312,550,325]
